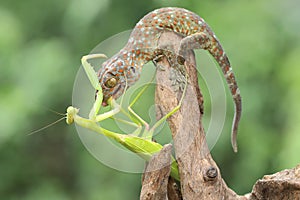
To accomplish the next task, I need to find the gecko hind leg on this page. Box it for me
[178,32,211,58]
[179,32,242,152]
[177,33,212,115]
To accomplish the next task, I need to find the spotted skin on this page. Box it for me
[97,7,242,152]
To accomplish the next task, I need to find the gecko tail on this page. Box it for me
[231,93,242,152]
[207,37,242,153]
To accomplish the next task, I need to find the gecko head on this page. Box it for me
[96,58,126,106]
[97,56,142,106]
[97,69,123,107]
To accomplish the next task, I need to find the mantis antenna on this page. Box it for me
[27,117,66,136]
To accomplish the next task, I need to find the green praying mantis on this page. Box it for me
[66,54,189,181]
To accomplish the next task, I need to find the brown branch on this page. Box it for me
[141,30,300,199]
[248,164,300,200]
[154,30,243,199]
[140,144,172,200]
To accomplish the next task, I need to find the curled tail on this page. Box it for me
[208,39,242,152]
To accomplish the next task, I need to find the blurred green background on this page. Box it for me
[1,0,300,199]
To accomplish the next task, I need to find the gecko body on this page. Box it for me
[97,7,242,152]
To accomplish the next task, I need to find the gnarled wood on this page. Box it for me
[154,30,244,200]
[248,164,300,200]
[140,144,172,200]
[141,30,300,199]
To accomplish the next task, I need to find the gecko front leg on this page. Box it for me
[153,47,188,92]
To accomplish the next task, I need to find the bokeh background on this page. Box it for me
[1,0,300,199]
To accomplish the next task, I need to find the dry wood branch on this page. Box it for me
[154,30,243,200]
[248,164,300,200]
[141,30,300,199]
[140,144,172,200]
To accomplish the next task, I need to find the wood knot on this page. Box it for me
[203,166,218,181]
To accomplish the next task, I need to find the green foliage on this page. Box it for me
[1,0,300,198]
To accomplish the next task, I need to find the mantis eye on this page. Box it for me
[104,77,118,88]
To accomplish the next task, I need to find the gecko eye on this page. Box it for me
[104,77,118,88]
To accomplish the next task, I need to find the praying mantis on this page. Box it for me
[66,54,188,181]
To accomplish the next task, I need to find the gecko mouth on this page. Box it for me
[101,84,122,107]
